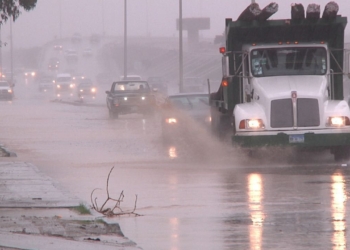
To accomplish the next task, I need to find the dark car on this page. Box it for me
[0,81,14,100]
[105,80,156,119]
[38,77,54,92]
[48,57,60,71]
[161,93,211,142]
[147,76,168,95]
[77,79,97,99]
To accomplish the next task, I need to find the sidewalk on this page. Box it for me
[0,161,141,250]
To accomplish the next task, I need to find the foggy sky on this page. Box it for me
[1,0,350,49]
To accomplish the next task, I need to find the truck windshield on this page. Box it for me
[250,47,327,77]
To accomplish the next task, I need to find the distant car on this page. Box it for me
[147,76,168,95]
[182,77,206,93]
[38,77,54,92]
[105,80,156,119]
[76,78,97,99]
[54,73,75,99]
[53,45,63,51]
[48,57,60,71]
[82,48,93,57]
[23,69,36,78]
[161,93,211,142]
[65,49,78,62]
[0,81,14,100]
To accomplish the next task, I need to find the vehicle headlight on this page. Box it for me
[239,119,265,129]
[91,88,96,93]
[7,89,12,93]
[57,84,61,88]
[70,84,74,88]
[141,96,145,100]
[328,116,350,126]
[31,72,36,76]
[80,89,83,92]
[124,97,128,101]
[166,118,177,124]
[205,116,212,123]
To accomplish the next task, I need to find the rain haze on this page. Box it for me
[1,0,350,48]
[2,1,350,250]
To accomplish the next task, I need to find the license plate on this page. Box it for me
[289,134,304,143]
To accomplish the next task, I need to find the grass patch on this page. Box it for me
[72,203,91,215]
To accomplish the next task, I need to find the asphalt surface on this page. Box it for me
[0,155,141,250]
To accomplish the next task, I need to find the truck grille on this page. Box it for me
[270,98,320,128]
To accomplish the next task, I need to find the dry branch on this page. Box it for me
[90,166,141,217]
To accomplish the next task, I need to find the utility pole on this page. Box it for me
[0,26,2,76]
[179,0,183,93]
[123,0,127,78]
[59,0,62,39]
[10,17,13,85]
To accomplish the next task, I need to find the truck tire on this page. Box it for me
[210,107,233,141]
[333,146,350,162]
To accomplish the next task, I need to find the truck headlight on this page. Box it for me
[124,97,128,101]
[70,84,74,88]
[57,84,61,88]
[141,96,145,100]
[7,89,12,93]
[166,118,177,124]
[239,119,265,129]
[328,116,350,126]
[91,88,96,93]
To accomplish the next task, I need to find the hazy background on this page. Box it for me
[0,0,350,49]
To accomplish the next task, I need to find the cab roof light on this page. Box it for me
[294,41,299,44]
[278,41,283,45]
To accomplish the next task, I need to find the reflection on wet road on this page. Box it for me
[3,80,350,249]
[332,173,346,250]
[248,173,264,250]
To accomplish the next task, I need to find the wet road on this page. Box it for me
[1,79,350,250]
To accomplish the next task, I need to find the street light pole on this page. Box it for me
[59,0,62,39]
[102,0,105,36]
[123,0,127,78]
[10,17,13,85]
[179,0,183,93]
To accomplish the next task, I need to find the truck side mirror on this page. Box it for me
[105,90,110,94]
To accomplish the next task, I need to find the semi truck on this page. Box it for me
[210,2,350,161]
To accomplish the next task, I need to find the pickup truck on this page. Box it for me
[105,80,156,119]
